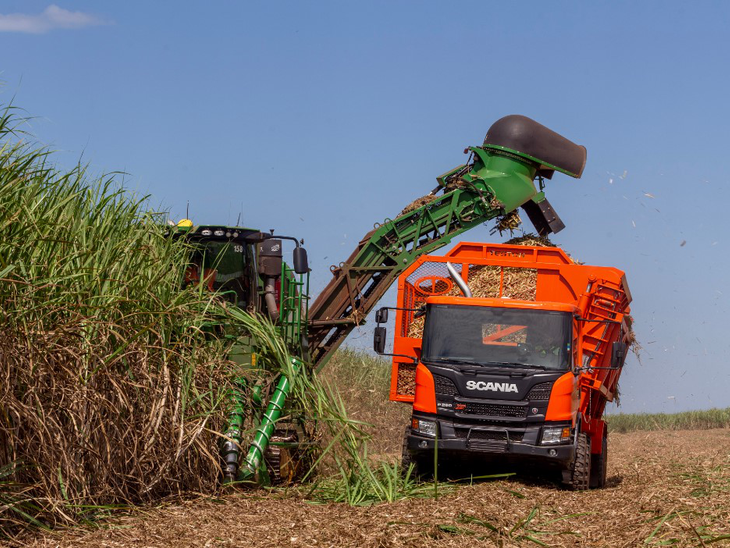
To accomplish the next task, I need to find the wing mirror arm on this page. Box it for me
[573,342,629,373]
[373,307,419,364]
[375,306,424,325]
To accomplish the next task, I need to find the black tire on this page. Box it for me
[400,427,434,480]
[590,433,608,489]
[401,427,416,477]
[564,432,591,491]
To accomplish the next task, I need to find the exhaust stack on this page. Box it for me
[446,262,472,298]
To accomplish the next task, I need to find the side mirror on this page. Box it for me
[293,246,309,274]
[611,341,627,368]
[375,308,388,324]
[373,326,387,354]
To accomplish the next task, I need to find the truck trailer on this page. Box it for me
[374,241,632,489]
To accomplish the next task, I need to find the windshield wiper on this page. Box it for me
[498,362,549,370]
[425,358,552,370]
[424,357,486,366]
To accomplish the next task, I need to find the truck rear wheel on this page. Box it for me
[590,433,608,488]
[564,432,591,491]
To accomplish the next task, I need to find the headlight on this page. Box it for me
[541,426,572,445]
[412,418,438,437]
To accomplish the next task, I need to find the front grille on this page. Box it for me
[433,374,459,396]
[526,382,553,401]
[469,440,509,453]
[462,402,527,418]
[455,428,525,442]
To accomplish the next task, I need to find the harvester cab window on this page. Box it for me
[422,305,572,370]
[187,241,251,308]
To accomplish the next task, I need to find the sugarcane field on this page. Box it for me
[2,3,730,547]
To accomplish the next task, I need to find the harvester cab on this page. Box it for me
[174,221,313,484]
[176,222,309,324]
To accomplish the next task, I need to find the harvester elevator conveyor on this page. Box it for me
[307,115,587,369]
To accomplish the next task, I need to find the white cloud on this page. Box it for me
[0,4,108,34]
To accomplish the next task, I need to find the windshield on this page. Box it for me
[187,241,251,307]
[421,304,572,370]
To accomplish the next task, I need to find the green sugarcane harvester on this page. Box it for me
[176,116,588,485]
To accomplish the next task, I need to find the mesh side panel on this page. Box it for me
[406,261,462,286]
[400,284,417,337]
[396,362,417,397]
[403,261,464,339]
[406,316,426,339]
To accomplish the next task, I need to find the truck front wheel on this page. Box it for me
[564,432,591,490]
[401,428,434,480]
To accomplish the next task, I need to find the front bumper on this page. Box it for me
[406,417,575,466]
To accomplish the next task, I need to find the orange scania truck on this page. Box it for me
[373,241,632,489]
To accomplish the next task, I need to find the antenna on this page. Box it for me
[186,201,190,219]
[236,211,242,227]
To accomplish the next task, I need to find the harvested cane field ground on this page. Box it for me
[22,429,730,547]
[19,353,730,548]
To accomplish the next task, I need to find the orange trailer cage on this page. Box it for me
[390,242,632,419]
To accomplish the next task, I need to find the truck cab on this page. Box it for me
[408,298,581,481]
[377,242,632,489]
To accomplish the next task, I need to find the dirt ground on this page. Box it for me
[18,428,730,548]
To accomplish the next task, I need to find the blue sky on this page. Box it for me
[2,1,729,413]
